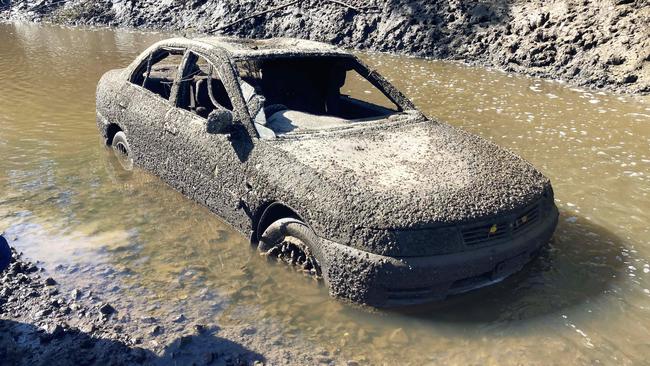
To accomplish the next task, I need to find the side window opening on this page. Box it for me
[131,48,185,100]
[234,57,402,135]
[178,53,233,119]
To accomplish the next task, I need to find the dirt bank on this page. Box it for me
[1,0,648,95]
[0,236,345,365]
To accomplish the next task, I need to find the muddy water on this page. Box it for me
[1,22,650,365]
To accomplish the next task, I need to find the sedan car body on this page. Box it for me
[96,37,559,307]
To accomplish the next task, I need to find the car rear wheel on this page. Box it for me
[258,218,322,278]
[111,131,133,171]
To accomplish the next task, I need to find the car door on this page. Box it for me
[162,50,253,229]
[121,46,186,176]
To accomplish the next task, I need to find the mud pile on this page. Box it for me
[1,0,648,94]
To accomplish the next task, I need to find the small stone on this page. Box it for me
[71,289,82,300]
[44,277,56,286]
[80,323,96,333]
[241,326,256,336]
[172,314,186,323]
[50,299,62,308]
[194,324,206,334]
[40,323,65,341]
[346,361,359,366]
[99,303,115,315]
[36,308,52,318]
[48,324,65,338]
[26,264,38,273]
[140,316,157,324]
[150,325,163,336]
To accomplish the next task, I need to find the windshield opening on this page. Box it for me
[235,56,402,136]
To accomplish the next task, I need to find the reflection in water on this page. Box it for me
[1,23,650,365]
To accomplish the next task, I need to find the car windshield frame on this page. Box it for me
[230,54,416,136]
[232,54,410,111]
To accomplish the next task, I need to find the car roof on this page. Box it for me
[160,36,352,60]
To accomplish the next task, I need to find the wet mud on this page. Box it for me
[0,236,339,365]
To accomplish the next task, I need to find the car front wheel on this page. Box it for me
[258,218,322,278]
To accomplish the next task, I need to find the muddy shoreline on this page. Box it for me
[1,0,649,95]
[0,236,346,365]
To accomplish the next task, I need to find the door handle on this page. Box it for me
[163,109,179,135]
[163,121,178,135]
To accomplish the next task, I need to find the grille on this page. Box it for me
[513,204,540,235]
[461,203,541,247]
[461,221,510,246]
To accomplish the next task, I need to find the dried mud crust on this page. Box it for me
[2,0,649,95]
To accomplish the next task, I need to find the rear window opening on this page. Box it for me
[235,57,402,135]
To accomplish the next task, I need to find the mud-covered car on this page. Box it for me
[96,37,559,307]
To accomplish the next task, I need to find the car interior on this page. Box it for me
[176,54,233,118]
[235,57,402,134]
[132,50,402,137]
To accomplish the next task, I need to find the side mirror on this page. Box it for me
[207,109,234,134]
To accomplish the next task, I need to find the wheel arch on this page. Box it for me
[105,123,123,145]
[253,202,304,243]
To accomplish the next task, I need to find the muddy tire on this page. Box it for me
[111,131,133,171]
[258,218,322,277]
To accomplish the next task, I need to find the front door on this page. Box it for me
[164,51,253,229]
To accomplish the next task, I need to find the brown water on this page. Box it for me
[2,22,650,365]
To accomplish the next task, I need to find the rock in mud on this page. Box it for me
[99,303,115,315]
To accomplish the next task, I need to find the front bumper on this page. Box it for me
[319,205,559,307]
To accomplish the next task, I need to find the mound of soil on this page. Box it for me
[1,0,648,95]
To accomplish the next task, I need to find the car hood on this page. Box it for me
[272,118,550,231]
